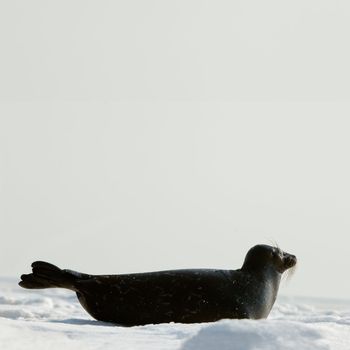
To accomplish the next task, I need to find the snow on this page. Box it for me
[0,277,349,350]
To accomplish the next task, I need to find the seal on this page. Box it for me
[19,244,296,325]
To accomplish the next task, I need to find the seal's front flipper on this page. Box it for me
[19,261,91,291]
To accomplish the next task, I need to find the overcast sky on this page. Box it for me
[1,1,350,299]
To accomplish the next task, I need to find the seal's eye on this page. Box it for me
[271,250,280,259]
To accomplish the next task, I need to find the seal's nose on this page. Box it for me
[284,254,297,268]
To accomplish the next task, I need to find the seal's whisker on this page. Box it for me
[274,241,281,250]
[267,238,280,250]
[284,264,297,282]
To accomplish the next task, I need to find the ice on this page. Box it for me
[0,278,349,350]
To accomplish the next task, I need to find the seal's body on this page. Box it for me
[19,245,296,325]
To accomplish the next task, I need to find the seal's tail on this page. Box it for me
[19,261,90,291]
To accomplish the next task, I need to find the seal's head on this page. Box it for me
[242,244,297,274]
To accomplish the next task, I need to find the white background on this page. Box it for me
[1,1,349,299]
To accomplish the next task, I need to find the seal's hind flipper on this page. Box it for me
[19,272,55,289]
[19,261,90,291]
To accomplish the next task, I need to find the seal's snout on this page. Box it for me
[284,253,297,269]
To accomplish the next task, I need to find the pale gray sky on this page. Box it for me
[1,1,349,299]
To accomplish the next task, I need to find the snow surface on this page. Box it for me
[0,277,349,350]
